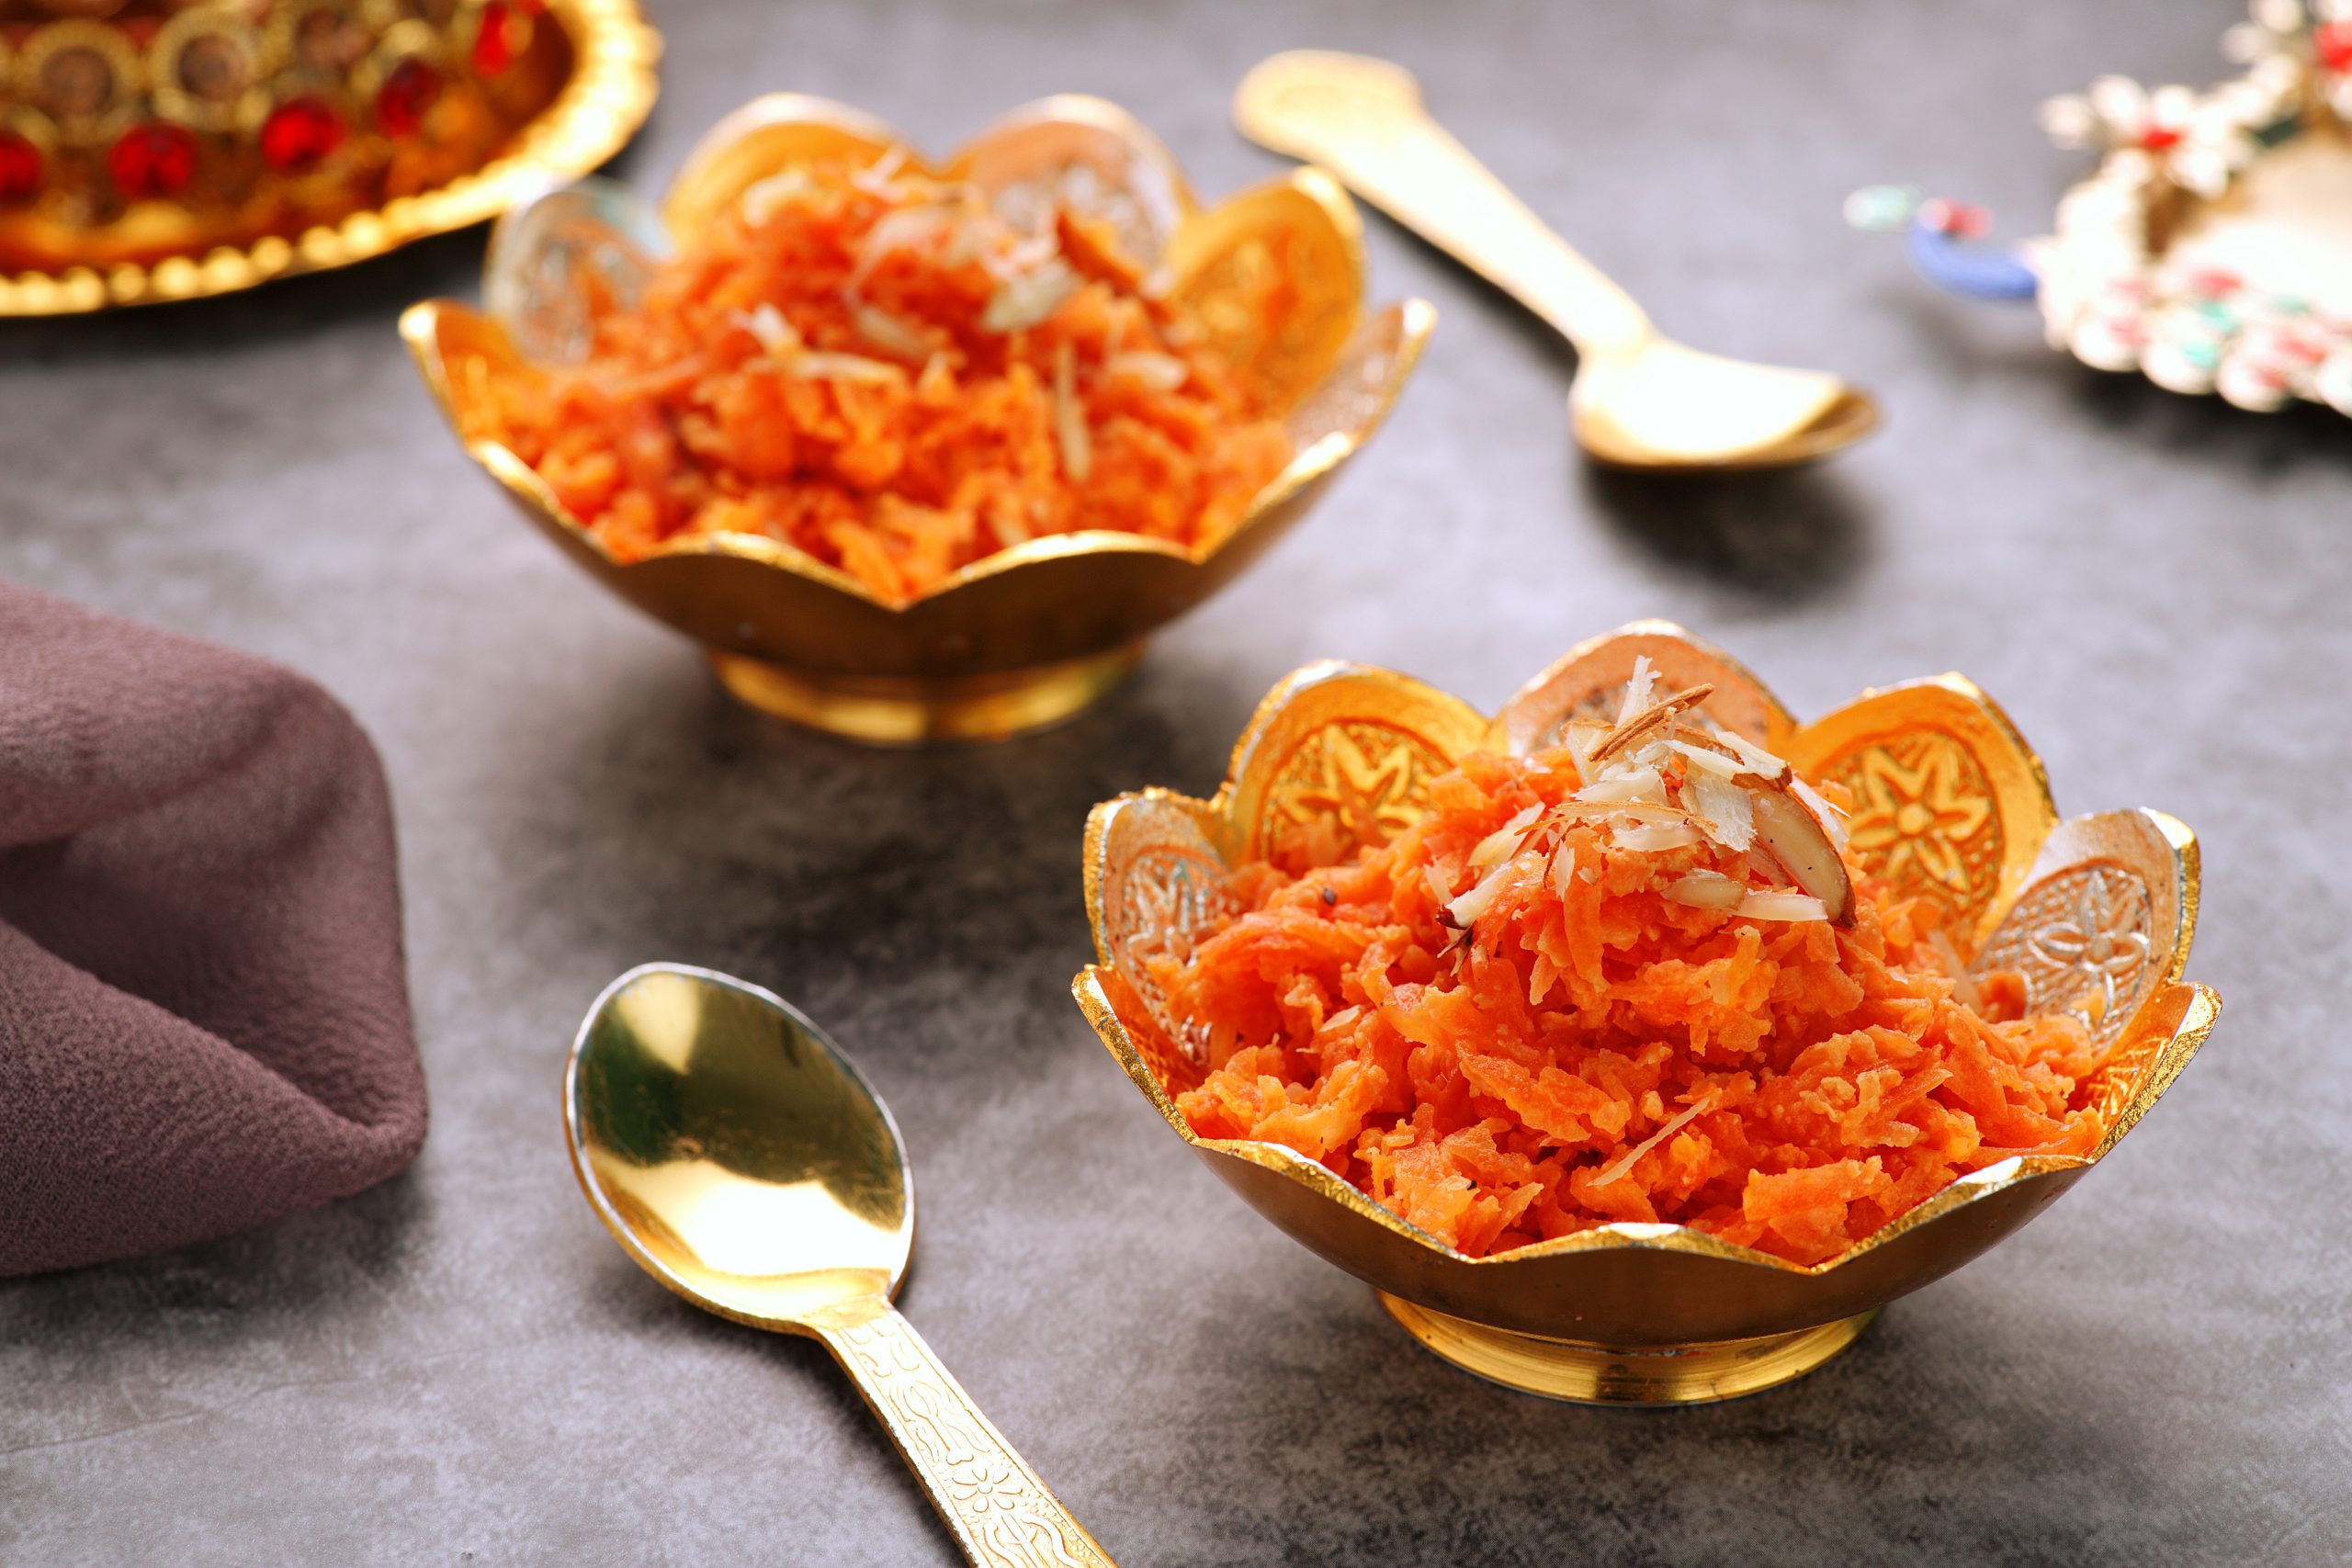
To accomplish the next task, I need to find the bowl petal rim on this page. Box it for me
[1490,617,1801,754]
[1782,667,2061,948]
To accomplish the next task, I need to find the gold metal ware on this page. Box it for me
[403,93,1434,744]
[0,0,660,316]
[1234,51,1878,468]
[566,964,1118,1567]
[1073,622,2219,1404]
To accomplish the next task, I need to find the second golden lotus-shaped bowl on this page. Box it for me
[1074,623,2220,1404]
[402,93,1432,743]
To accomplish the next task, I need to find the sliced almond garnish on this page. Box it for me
[783,351,903,383]
[982,231,1059,279]
[853,303,932,363]
[1442,852,1523,930]
[1665,871,1747,909]
[1613,655,1658,729]
[1548,799,1692,827]
[1549,842,1577,898]
[1562,716,1614,784]
[1590,1092,1718,1188]
[740,168,821,225]
[981,257,1080,333]
[1682,767,1758,852]
[1664,731,1743,778]
[1733,890,1830,922]
[1590,682,1716,765]
[1107,350,1190,390]
[1052,340,1092,480]
[1746,780,1853,925]
[850,203,956,287]
[1468,803,1544,873]
[733,302,801,356]
[989,504,1033,548]
[1577,765,1667,806]
[1790,776,1850,850]
[1712,727,1792,784]
[1611,819,1702,852]
[850,147,909,197]
[1531,682,1860,927]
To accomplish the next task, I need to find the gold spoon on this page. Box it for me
[1234,51,1878,469]
[565,964,1116,1567]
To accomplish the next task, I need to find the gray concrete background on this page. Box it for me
[4,2,2347,1563]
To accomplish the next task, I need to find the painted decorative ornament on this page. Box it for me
[1851,0,2352,416]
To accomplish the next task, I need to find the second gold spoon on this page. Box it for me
[566,964,1115,1567]
[1236,51,1878,469]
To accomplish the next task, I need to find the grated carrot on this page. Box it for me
[459,154,1294,605]
[1156,739,2113,1266]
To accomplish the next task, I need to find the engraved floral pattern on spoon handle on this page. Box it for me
[810,1300,1116,1568]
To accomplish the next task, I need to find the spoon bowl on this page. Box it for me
[1570,341,1882,471]
[568,964,913,1326]
[566,964,1115,1565]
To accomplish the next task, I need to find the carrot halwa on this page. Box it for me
[461,151,1295,604]
[1155,665,2112,1266]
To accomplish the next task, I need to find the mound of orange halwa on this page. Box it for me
[459,151,1294,604]
[1155,666,2111,1266]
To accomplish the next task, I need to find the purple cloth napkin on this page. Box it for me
[0,580,426,1276]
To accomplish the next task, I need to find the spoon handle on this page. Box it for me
[1234,50,1652,356]
[811,1298,1117,1568]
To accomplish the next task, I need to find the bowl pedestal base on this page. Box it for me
[1378,1293,1878,1405]
[708,643,1144,745]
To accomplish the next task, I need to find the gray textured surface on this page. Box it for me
[4,2,2348,1563]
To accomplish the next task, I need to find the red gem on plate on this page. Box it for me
[2318,22,2352,73]
[260,96,345,174]
[2140,124,2182,152]
[376,58,441,138]
[0,130,40,203]
[472,2,523,74]
[107,123,199,201]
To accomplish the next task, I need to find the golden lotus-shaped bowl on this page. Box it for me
[1074,622,2220,1404]
[401,93,1432,743]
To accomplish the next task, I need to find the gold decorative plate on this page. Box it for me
[403,93,1432,744]
[0,0,659,316]
[1074,621,2220,1404]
